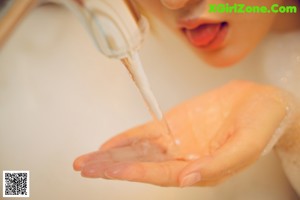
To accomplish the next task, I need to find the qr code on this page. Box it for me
[3,170,30,197]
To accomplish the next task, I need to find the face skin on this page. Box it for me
[134,0,300,67]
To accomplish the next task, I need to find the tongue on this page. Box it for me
[185,23,221,46]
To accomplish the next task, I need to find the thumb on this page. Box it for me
[179,92,288,186]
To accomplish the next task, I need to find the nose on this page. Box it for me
[160,0,190,10]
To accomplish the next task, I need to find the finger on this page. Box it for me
[81,160,189,187]
[179,93,287,186]
[73,151,113,171]
[73,148,137,171]
[75,140,172,171]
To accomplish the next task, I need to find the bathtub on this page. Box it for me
[0,4,297,200]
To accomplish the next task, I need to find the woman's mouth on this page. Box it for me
[182,22,229,51]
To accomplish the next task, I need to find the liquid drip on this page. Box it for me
[121,52,177,150]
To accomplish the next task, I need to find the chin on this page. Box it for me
[198,49,249,68]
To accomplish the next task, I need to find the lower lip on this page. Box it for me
[183,22,229,51]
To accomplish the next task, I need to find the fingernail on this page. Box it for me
[82,167,97,177]
[104,164,128,179]
[180,172,201,187]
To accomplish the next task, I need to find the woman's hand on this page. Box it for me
[73,80,289,187]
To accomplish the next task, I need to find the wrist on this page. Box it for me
[262,87,299,155]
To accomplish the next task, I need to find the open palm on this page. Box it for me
[73,80,288,187]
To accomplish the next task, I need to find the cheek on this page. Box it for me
[134,0,165,19]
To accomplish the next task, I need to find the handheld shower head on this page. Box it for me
[0,0,148,58]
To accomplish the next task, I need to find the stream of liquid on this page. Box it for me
[69,0,197,161]
[114,51,200,162]
[121,52,179,155]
